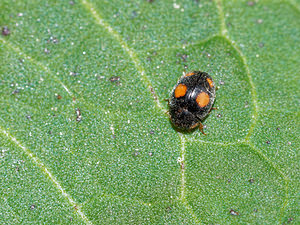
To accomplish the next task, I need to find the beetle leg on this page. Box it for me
[165,111,170,117]
[209,107,218,113]
[190,122,206,135]
[198,122,207,135]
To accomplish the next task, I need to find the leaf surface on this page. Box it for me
[0,0,299,224]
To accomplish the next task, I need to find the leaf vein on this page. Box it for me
[182,201,201,224]
[80,0,166,113]
[0,38,74,98]
[216,1,289,222]
[214,0,259,141]
[244,140,290,223]
[0,127,92,225]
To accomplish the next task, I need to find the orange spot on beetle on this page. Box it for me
[174,84,187,98]
[185,72,195,77]
[206,78,214,88]
[196,92,210,107]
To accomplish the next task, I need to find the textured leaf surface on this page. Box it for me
[0,0,299,224]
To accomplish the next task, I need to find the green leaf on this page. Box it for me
[0,0,299,224]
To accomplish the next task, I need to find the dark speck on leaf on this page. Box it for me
[249,178,255,183]
[276,127,280,131]
[288,217,294,223]
[227,179,231,183]
[110,76,120,82]
[149,86,157,100]
[2,26,10,36]
[181,162,184,170]
[30,204,36,210]
[166,206,172,213]
[266,140,271,144]
[149,152,153,156]
[12,89,20,95]
[131,11,138,19]
[110,76,121,86]
[217,114,222,118]
[146,0,154,3]
[56,94,62,100]
[19,58,25,63]
[177,53,188,62]
[230,209,239,216]
[259,42,264,48]
[253,208,258,212]
[149,130,154,134]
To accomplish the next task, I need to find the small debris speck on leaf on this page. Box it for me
[30,204,36,210]
[2,26,10,36]
[230,209,239,216]
[249,178,255,183]
[166,206,172,212]
[259,42,264,48]
[257,19,263,24]
[75,108,82,122]
[109,76,121,85]
[44,48,50,54]
[110,76,120,82]
[12,89,20,95]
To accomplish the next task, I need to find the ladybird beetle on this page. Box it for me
[169,71,216,134]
